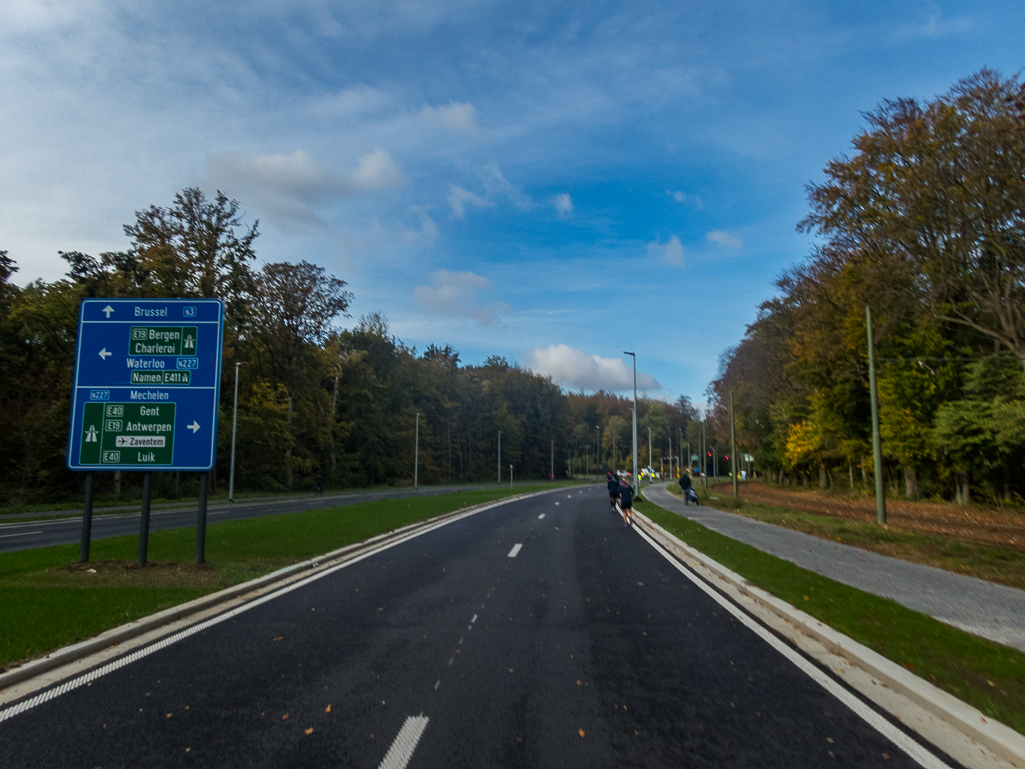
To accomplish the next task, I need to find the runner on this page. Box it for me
[619,479,634,526]
[607,472,620,511]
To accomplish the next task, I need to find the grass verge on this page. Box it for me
[633,496,1025,735]
[663,483,1025,591]
[0,483,569,673]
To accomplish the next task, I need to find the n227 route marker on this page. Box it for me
[67,299,224,565]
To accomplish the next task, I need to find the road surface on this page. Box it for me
[0,485,961,767]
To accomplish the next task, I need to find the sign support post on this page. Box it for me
[138,471,152,566]
[79,472,95,562]
[196,471,209,563]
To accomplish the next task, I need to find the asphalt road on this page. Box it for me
[0,485,497,554]
[0,485,960,768]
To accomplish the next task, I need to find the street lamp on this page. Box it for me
[550,439,554,480]
[497,431,502,484]
[414,412,420,489]
[646,426,652,484]
[624,352,638,491]
[595,424,600,476]
[228,361,249,502]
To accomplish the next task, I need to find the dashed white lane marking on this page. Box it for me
[379,714,429,769]
[0,531,42,539]
[507,543,523,558]
[538,514,545,519]
[634,527,955,769]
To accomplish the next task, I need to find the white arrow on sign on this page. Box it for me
[102,305,114,318]
[98,348,112,360]
[187,421,201,433]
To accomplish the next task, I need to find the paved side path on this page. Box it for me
[644,483,1025,653]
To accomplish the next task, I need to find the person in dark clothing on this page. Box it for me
[315,474,324,495]
[607,473,621,509]
[618,480,634,526]
[679,472,694,505]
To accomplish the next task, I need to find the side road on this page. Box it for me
[644,483,1025,653]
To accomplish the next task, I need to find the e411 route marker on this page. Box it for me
[67,298,225,566]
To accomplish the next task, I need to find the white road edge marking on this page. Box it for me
[378,714,429,769]
[633,526,954,769]
[1,492,555,723]
[0,531,42,539]
[507,543,523,558]
[538,514,545,520]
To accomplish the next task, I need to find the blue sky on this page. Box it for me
[1,1,1021,407]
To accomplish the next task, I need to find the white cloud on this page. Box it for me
[647,235,684,267]
[526,345,661,392]
[553,192,572,218]
[207,148,404,228]
[421,101,478,134]
[668,190,703,209]
[707,230,743,248]
[403,205,438,246]
[414,269,511,325]
[478,163,533,210]
[447,185,492,219]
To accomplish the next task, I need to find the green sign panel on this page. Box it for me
[128,326,198,356]
[79,402,176,466]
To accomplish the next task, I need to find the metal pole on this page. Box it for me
[625,351,638,491]
[196,471,209,563]
[229,361,247,502]
[866,305,887,524]
[138,471,152,567]
[497,431,502,484]
[595,425,600,475]
[702,420,708,490]
[550,439,554,480]
[647,427,652,483]
[79,472,95,562]
[731,391,738,498]
[414,412,420,489]
[510,464,513,489]
[668,437,673,480]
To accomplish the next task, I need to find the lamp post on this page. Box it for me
[595,424,600,476]
[646,427,652,484]
[497,431,502,485]
[730,392,738,498]
[624,352,638,491]
[668,436,673,480]
[414,412,420,489]
[228,361,249,502]
[550,439,554,480]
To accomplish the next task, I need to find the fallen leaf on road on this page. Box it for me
[325,705,332,713]
[578,729,586,738]
[305,728,314,735]
[282,714,289,720]
[273,636,284,641]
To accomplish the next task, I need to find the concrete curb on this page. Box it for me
[0,485,569,692]
[633,508,1025,768]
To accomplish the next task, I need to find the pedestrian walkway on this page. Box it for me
[644,483,1025,653]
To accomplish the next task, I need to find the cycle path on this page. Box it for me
[644,483,1025,653]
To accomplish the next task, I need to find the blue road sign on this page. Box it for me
[67,299,225,471]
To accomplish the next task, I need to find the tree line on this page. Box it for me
[0,190,697,503]
[708,69,1025,505]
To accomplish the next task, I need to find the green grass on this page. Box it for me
[0,484,570,672]
[633,497,1025,735]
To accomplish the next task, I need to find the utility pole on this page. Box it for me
[702,419,708,490]
[730,391,738,498]
[414,412,420,489]
[595,424,600,476]
[866,305,887,524]
[668,436,673,480]
[551,439,554,480]
[624,351,639,491]
[497,431,502,485]
[647,427,652,483]
[228,361,249,502]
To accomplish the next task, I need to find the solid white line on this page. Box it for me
[0,494,536,724]
[537,514,545,519]
[0,531,42,539]
[379,715,429,769]
[633,527,954,769]
[507,543,522,558]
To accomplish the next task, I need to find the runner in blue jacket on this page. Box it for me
[607,473,621,510]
